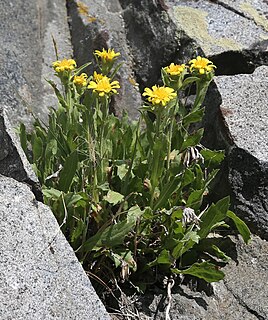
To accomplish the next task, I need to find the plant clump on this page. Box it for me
[20,49,250,295]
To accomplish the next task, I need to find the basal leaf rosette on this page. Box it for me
[189,56,216,80]
[142,85,177,110]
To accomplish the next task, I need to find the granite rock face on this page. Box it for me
[0,175,110,320]
[0,108,42,200]
[67,0,142,119]
[0,0,72,128]
[204,66,268,240]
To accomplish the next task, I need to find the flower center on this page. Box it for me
[154,87,170,100]
[97,78,112,92]
[195,60,208,69]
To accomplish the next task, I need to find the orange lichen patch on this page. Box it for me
[87,16,97,23]
[77,1,89,16]
[128,77,138,86]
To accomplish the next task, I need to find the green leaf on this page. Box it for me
[172,231,200,259]
[186,189,205,210]
[111,250,137,271]
[181,128,204,151]
[198,196,230,239]
[45,139,57,160]
[71,220,85,243]
[227,210,251,244]
[193,164,204,190]
[19,123,28,155]
[73,62,92,75]
[42,187,62,199]
[183,108,205,127]
[64,194,83,208]
[117,164,128,180]
[200,149,225,168]
[83,206,143,251]
[182,168,195,188]
[148,249,174,267]
[32,135,43,162]
[157,249,174,265]
[46,79,67,108]
[104,190,124,205]
[153,174,182,211]
[172,261,225,283]
[181,76,200,88]
[58,151,78,192]
[211,245,230,262]
[150,135,167,190]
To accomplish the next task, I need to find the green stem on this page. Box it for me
[121,118,141,196]
[166,101,178,170]
[150,109,163,208]
[98,97,109,184]
[193,80,211,111]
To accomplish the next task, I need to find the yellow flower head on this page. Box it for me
[52,59,77,73]
[73,73,88,86]
[93,71,105,82]
[88,76,120,96]
[94,48,120,62]
[143,85,177,107]
[189,56,216,75]
[164,63,186,76]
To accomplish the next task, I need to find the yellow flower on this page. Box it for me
[88,76,120,96]
[93,71,105,82]
[164,63,186,76]
[94,48,120,61]
[73,73,88,86]
[52,59,77,73]
[189,56,216,75]
[143,85,177,107]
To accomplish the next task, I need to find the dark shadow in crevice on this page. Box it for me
[209,49,268,76]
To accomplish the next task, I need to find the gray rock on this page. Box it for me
[0,174,110,320]
[205,66,268,239]
[136,236,268,320]
[118,0,198,90]
[67,0,142,119]
[216,0,268,35]
[0,0,72,128]
[41,0,73,114]
[0,107,42,201]
[166,0,268,56]
[216,66,268,161]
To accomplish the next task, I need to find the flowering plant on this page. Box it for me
[20,50,250,292]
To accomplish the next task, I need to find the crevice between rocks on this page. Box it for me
[209,49,268,76]
[208,0,251,20]
[0,110,43,202]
